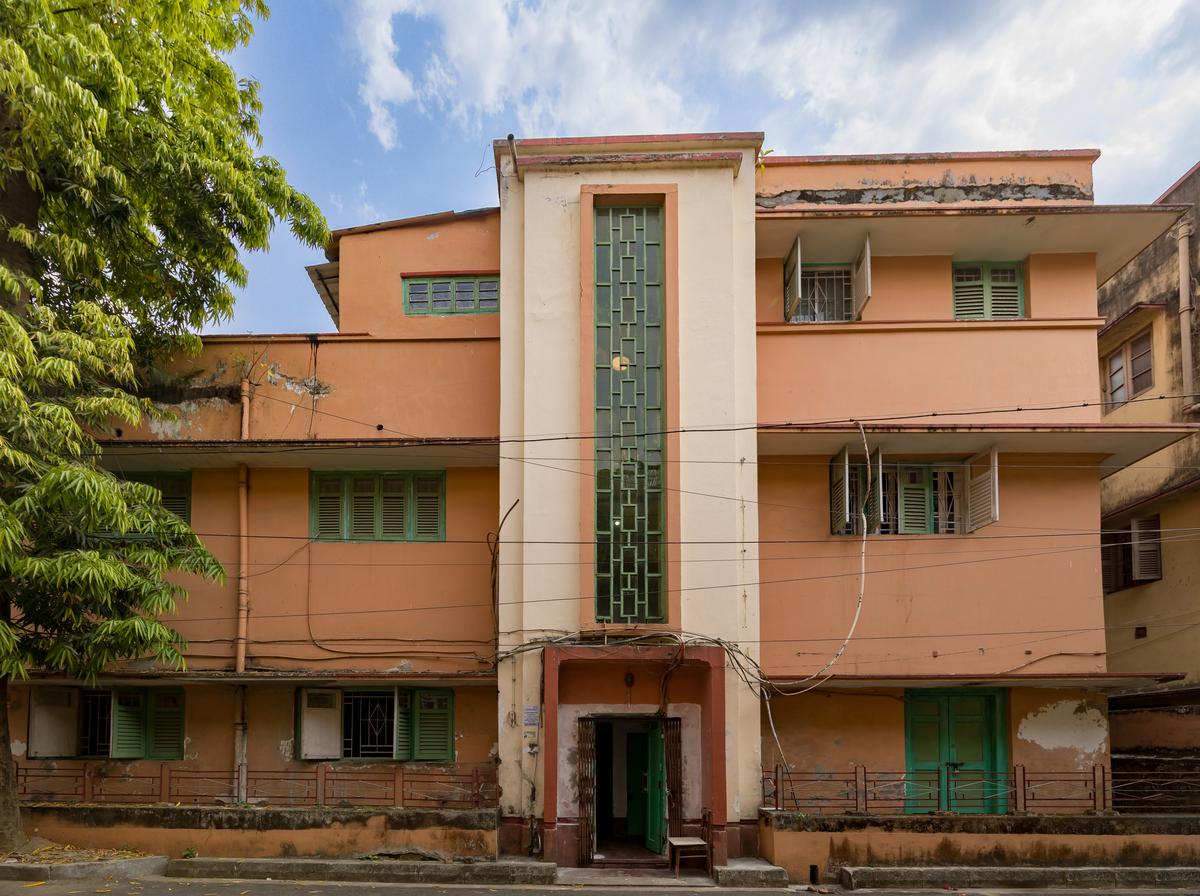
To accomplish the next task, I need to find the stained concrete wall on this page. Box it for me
[95,465,499,675]
[756,252,1103,424]
[756,151,1097,211]
[760,688,1109,775]
[760,812,1200,884]
[22,805,498,859]
[757,458,1107,679]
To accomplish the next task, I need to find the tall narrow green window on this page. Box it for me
[594,206,665,624]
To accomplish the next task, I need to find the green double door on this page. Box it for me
[624,722,667,853]
[905,690,1006,813]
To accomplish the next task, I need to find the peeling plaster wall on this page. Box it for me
[756,155,1096,211]
[760,688,1110,777]
[1010,689,1110,772]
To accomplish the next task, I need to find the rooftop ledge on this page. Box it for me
[761,148,1102,166]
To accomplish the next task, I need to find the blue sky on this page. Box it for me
[220,0,1200,335]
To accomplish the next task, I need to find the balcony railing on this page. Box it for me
[17,761,498,810]
[762,764,1200,815]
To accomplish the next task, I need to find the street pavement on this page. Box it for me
[2,877,1200,896]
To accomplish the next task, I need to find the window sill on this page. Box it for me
[758,318,1103,334]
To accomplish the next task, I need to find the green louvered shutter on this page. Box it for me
[147,689,185,760]
[394,690,412,760]
[412,476,443,540]
[314,475,345,540]
[155,474,191,522]
[987,265,1023,319]
[952,266,987,319]
[349,475,378,539]
[897,466,932,534]
[413,690,453,761]
[110,689,147,759]
[380,476,408,539]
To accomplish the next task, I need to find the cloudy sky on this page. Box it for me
[220,0,1200,334]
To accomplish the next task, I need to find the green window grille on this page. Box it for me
[952,262,1024,320]
[404,276,499,315]
[594,206,665,624]
[310,472,445,542]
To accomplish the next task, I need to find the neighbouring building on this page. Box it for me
[1096,160,1200,793]
[11,133,1200,876]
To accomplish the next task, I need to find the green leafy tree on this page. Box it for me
[0,0,328,847]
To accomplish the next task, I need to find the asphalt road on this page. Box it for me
[2,878,1200,896]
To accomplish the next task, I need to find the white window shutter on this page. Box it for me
[830,445,850,533]
[897,465,931,534]
[1131,516,1163,581]
[783,235,802,322]
[966,447,1000,532]
[29,687,79,758]
[865,447,884,535]
[297,688,342,759]
[853,233,872,319]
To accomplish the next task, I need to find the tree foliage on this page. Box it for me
[0,0,328,844]
[1,0,327,349]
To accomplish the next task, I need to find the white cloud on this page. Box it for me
[351,0,709,143]
[354,0,420,149]
[350,0,1200,201]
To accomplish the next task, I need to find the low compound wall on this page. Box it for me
[760,811,1200,884]
[22,805,498,860]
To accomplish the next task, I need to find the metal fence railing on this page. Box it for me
[17,761,498,810]
[762,764,1131,815]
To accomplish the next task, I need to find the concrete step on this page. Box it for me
[840,864,1200,890]
[166,856,557,885]
[713,857,790,888]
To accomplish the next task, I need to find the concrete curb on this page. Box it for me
[713,858,790,888]
[0,856,168,881]
[167,856,557,885]
[840,864,1200,889]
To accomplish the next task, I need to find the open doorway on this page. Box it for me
[578,716,680,865]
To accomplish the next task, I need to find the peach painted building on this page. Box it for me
[11,133,1196,868]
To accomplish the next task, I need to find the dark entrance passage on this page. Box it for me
[578,716,680,865]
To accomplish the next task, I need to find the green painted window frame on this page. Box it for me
[833,460,961,535]
[90,687,185,760]
[310,471,446,543]
[952,261,1025,320]
[299,687,454,762]
[403,275,499,316]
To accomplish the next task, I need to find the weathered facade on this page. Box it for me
[1096,161,1200,778]
[12,134,1197,876]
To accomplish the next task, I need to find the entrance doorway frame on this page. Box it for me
[577,714,681,864]
[541,644,728,868]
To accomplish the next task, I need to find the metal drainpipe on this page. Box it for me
[235,376,251,801]
[1178,220,1195,403]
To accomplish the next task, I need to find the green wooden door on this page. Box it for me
[644,721,667,853]
[946,694,996,812]
[626,731,648,838]
[904,690,1006,814]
